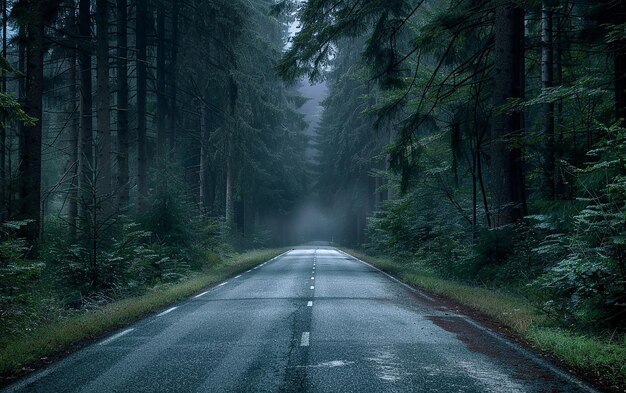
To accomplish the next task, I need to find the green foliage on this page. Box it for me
[286,0,626,335]
[0,221,42,300]
[0,248,287,377]
[46,220,163,305]
[0,221,48,337]
[0,54,36,126]
[534,122,626,327]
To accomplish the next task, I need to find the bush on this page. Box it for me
[0,221,49,337]
[533,122,626,328]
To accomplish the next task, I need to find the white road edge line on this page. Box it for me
[193,250,293,300]
[335,248,599,393]
[336,249,434,302]
[157,307,178,317]
[301,332,310,347]
[6,250,299,392]
[99,328,134,346]
[307,301,313,307]
[3,366,58,392]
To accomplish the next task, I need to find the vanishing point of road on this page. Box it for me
[4,247,598,392]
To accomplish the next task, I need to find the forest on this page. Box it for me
[0,0,625,390]
[0,0,309,377]
[284,0,626,331]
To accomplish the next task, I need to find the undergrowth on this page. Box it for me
[0,248,286,380]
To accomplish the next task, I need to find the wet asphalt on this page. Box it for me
[3,247,598,393]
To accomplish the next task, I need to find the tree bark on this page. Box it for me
[541,0,555,200]
[13,24,26,220]
[116,0,129,210]
[78,0,94,231]
[225,150,234,227]
[96,0,112,214]
[169,0,179,152]
[613,2,626,128]
[18,2,45,245]
[68,38,79,239]
[199,102,207,208]
[0,0,6,220]
[136,0,147,213]
[554,1,566,198]
[156,6,167,159]
[490,3,527,226]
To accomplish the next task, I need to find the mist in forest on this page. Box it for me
[1,1,626,387]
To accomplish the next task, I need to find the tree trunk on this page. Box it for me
[199,102,207,208]
[613,2,626,128]
[554,1,566,198]
[490,3,527,226]
[116,0,129,210]
[386,120,397,200]
[13,24,26,220]
[68,40,79,239]
[541,0,555,200]
[96,0,112,214]
[136,0,147,213]
[169,0,179,152]
[472,148,477,240]
[18,4,44,245]
[0,0,6,220]
[225,151,234,227]
[156,7,167,159]
[78,0,94,231]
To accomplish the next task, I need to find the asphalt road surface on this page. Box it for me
[4,247,598,393]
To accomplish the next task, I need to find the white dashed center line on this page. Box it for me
[99,328,134,345]
[157,307,178,317]
[310,286,314,290]
[301,332,310,347]
[235,275,241,279]
[311,277,314,280]
[194,291,209,298]
[217,282,228,287]
[307,301,313,307]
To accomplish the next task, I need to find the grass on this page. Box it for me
[0,248,287,379]
[342,248,626,391]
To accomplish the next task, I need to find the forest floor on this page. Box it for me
[341,248,626,393]
[0,248,288,388]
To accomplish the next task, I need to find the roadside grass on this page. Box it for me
[0,248,287,379]
[342,248,626,391]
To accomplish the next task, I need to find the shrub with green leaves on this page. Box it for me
[0,221,47,336]
[0,221,43,302]
[536,122,626,327]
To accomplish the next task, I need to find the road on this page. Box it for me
[4,247,597,392]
